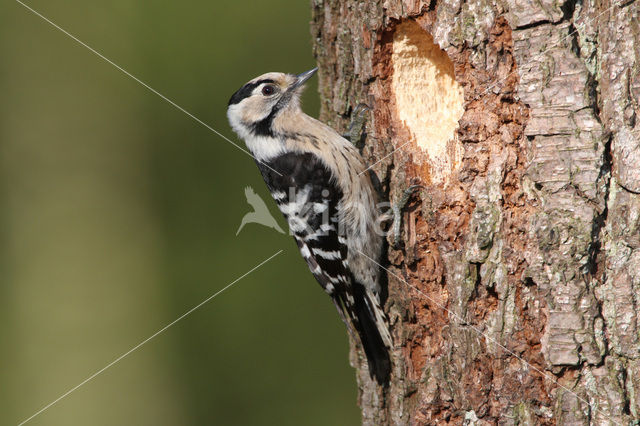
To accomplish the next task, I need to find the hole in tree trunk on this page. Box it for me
[391,20,464,185]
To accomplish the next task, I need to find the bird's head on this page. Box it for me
[227,68,317,139]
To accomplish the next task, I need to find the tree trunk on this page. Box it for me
[311,0,639,424]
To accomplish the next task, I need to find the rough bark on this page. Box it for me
[311,0,639,424]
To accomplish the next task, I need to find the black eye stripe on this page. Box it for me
[228,79,276,105]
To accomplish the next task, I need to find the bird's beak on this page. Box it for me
[293,67,318,89]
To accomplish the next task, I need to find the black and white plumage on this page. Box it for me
[227,68,391,384]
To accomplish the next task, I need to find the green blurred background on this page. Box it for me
[0,1,360,424]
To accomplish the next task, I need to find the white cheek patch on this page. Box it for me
[228,100,286,162]
[245,136,286,162]
[227,105,247,138]
[242,98,271,123]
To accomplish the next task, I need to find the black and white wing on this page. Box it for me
[256,151,391,383]
[257,152,351,297]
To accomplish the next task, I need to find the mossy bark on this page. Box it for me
[311,0,640,424]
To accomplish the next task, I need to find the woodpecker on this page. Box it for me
[227,68,391,384]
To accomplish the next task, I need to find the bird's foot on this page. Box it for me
[342,103,370,149]
[390,184,423,248]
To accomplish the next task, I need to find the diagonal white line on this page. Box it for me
[358,0,630,177]
[17,249,284,426]
[14,0,282,177]
[355,248,622,426]
[358,140,412,176]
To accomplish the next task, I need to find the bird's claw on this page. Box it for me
[342,103,371,148]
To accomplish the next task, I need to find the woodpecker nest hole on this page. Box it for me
[391,21,464,185]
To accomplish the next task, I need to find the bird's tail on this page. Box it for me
[350,282,392,385]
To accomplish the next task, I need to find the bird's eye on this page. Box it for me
[261,85,275,96]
